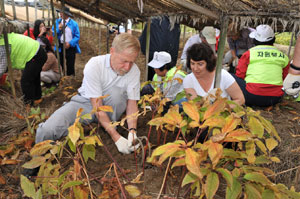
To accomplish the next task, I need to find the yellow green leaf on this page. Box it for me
[262,189,275,199]
[211,132,228,143]
[21,175,36,198]
[257,115,281,141]
[125,185,141,198]
[266,138,278,152]
[226,129,252,141]
[82,144,95,163]
[97,105,113,112]
[30,140,53,156]
[270,157,280,163]
[203,98,227,120]
[189,121,199,128]
[207,142,223,168]
[182,172,198,187]
[222,114,241,133]
[148,117,164,129]
[158,146,181,165]
[74,186,89,199]
[163,110,182,126]
[22,156,46,169]
[255,140,267,154]
[185,148,203,179]
[68,123,80,145]
[244,172,271,186]
[205,172,219,199]
[226,177,242,199]
[248,116,264,138]
[150,143,180,159]
[199,116,226,128]
[62,181,83,192]
[182,101,200,122]
[216,168,233,188]
[245,183,262,199]
[171,157,185,169]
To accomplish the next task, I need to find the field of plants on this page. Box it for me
[0,27,300,198]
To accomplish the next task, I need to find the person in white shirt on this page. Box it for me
[36,33,141,154]
[181,26,216,71]
[183,43,244,105]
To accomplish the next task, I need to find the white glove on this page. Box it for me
[128,131,138,147]
[115,136,132,154]
[283,73,300,96]
[232,57,239,67]
[115,136,140,154]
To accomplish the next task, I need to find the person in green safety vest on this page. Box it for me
[0,33,47,105]
[234,24,290,107]
[141,51,187,110]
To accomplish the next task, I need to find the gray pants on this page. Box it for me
[36,86,127,143]
[41,70,61,83]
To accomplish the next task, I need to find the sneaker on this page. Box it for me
[22,167,40,178]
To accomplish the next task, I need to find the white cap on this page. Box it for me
[202,26,216,45]
[148,51,171,69]
[249,25,275,42]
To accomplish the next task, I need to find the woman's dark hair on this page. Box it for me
[186,43,216,72]
[33,20,45,39]
[39,36,53,53]
[158,62,172,72]
[253,37,275,46]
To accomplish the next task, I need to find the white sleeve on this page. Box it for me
[181,38,191,60]
[81,57,103,98]
[127,65,140,100]
[183,74,194,89]
[221,69,235,90]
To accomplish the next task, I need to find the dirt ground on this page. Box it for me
[0,28,300,198]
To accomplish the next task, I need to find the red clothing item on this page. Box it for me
[23,28,53,45]
[23,28,35,40]
[235,50,290,96]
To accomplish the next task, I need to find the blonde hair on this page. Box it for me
[112,33,140,54]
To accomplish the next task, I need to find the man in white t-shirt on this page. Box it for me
[36,33,141,154]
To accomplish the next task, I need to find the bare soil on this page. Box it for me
[0,28,300,198]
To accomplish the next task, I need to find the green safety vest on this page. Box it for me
[245,45,289,85]
[152,67,186,90]
[0,33,40,70]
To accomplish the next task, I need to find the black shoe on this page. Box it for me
[22,167,40,178]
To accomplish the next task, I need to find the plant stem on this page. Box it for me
[156,157,172,199]
[96,133,130,181]
[176,167,187,198]
[113,163,127,199]
[77,146,93,199]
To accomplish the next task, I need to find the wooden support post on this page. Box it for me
[0,0,16,97]
[34,0,37,21]
[145,18,151,81]
[11,0,16,20]
[61,0,67,76]
[182,25,186,46]
[25,0,30,38]
[106,25,109,53]
[288,32,295,59]
[99,24,102,54]
[50,0,61,76]
[214,16,228,88]
[48,2,51,26]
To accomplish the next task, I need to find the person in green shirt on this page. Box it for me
[0,33,47,105]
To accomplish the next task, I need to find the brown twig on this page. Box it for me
[267,165,300,177]
[176,167,187,198]
[96,133,130,181]
[156,157,172,199]
[113,163,127,199]
[76,146,93,199]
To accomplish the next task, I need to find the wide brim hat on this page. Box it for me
[201,26,216,45]
[56,7,73,17]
